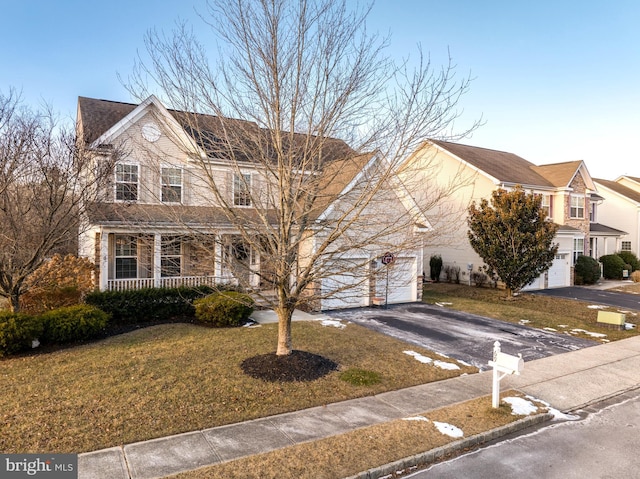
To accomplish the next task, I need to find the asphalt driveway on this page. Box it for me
[327,302,595,371]
[532,286,640,310]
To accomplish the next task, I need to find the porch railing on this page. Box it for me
[106,275,228,291]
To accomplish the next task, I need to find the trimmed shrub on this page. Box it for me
[85,286,217,324]
[631,270,640,283]
[194,292,254,327]
[0,311,44,357]
[574,255,601,285]
[471,271,488,287]
[429,255,443,282]
[599,254,626,280]
[616,251,640,272]
[40,305,109,344]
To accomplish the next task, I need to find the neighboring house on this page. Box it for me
[592,176,640,257]
[76,96,426,310]
[405,140,624,290]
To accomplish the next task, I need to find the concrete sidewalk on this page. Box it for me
[78,335,640,479]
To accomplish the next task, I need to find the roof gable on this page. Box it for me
[533,160,595,190]
[594,178,640,204]
[430,140,553,187]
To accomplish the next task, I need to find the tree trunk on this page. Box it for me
[9,291,20,313]
[276,307,294,356]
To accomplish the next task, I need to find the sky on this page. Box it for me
[1,0,639,180]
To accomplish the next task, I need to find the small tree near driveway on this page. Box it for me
[467,186,559,298]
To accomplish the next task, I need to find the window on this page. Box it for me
[115,164,139,201]
[161,167,182,203]
[233,173,251,206]
[573,238,584,264]
[115,235,138,279]
[589,202,597,222]
[570,195,585,219]
[621,241,632,251]
[161,236,182,277]
[540,194,552,218]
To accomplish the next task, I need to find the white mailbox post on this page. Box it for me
[488,341,524,408]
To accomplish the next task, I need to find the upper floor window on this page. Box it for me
[570,195,585,219]
[233,173,252,207]
[621,241,632,251]
[540,194,552,218]
[161,167,182,203]
[115,164,138,201]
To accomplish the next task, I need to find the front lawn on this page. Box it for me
[423,283,640,342]
[0,320,476,453]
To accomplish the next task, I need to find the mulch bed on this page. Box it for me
[241,350,339,382]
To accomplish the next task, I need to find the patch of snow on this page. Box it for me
[436,352,450,358]
[571,329,608,338]
[625,323,636,330]
[587,304,608,310]
[456,359,472,367]
[320,319,346,329]
[403,415,430,422]
[435,302,453,307]
[404,350,433,364]
[243,322,262,328]
[557,324,568,328]
[543,327,557,332]
[503,396,538,416]
[433,421,464,438]
[434,360,461,370]
[519,319,531,324]
[524,395,580,421]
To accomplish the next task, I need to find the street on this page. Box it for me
[408,388,640,479]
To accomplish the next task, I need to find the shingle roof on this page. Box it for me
[590,223,628,235]
[430,140,554,187]
[594,178,640,204]
[533,161,584,188]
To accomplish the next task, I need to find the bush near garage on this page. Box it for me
[429,255,443,282]
[0,311,44,357]
[40,305,109,344]
[616,251,640,272]
[600,254,626,280]
[194,292,255,327]
[574,255,601,285]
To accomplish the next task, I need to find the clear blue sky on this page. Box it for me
[2,0,638,180]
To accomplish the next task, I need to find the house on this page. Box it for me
[76,95,426,310]
[405,140,625,290]
[592,176,640,257]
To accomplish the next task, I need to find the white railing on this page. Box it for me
[106,275,225,291]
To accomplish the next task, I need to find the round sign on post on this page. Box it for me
[381,252,395,265]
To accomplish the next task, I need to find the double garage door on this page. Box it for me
[320,257,417,310]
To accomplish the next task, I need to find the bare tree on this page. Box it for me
[125,0,480,355]
[0,90,115,312]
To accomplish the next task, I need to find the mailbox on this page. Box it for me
[489,351,524,375]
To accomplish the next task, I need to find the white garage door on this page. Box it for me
[321,260,369,311]
[376,257,417,304]
[547,253,570,288]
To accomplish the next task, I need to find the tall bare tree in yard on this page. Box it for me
[0,90,114,312]
[126,0,479,356]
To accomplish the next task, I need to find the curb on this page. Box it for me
[344,412,554,479]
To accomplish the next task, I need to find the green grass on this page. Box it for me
[423,283,640,342]
[0,321,475,453]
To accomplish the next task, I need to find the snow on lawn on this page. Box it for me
[503,396,539,416]
[524,395,581,421]
[404,350,460,370]
[570,328,608,339]
[588,304,609,310]
[402,416,464,438]
[433,421,464,438]
[319,318,347,329]
[435,302,453,307]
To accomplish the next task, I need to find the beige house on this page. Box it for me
[76,95,426,310]
[406,140,624,289]
[592,176,640,257]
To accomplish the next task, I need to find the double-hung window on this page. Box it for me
[540,194,552,219]
[161,167,182,203]
[233,173,251,206]
[115,235,138,279]
[573,238,584,264]
[570,195,585,219]
[161,236,182,277]
[115,164,139,201]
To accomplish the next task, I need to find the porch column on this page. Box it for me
[99,232,109,291]
[214,235,223,280]
[154,233,162,287]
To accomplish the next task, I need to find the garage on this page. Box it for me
[320,259,370,311]
[522,252,571,291]
[374,256,417,304]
